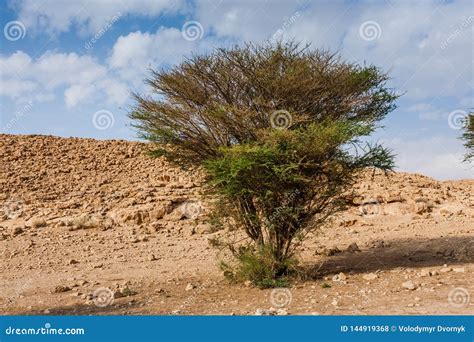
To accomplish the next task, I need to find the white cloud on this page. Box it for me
[0,50,129,107]
[11,0,185,36]
[388,135,472,180]
[407,103,445,121]
[195,0,473,103]
[108,26,216,86]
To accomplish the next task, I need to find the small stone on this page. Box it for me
[452,267,465,273]
[43,309,50,314]
[419,269,431,277]
[148,254,157,261]
[244,280,252,287]
[325,247,342,256]
[332,272,347,282]
[276,308,288,316]
[13,227,24,235]
[331,299,339,306]
[185,283,195,291]
[69,259,79,265]
[402,280,417,290]
[346,243,361,253]
[362,273,378,281]
[31,218,47,228]
[53,285,71,293]
[440,267,452,273]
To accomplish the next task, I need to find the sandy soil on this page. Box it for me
[0,134,473,315]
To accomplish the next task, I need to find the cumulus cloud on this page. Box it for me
[11,0,185,36]
[195,0,473,103]
[0,50,129,107]
[387,135,473,180]
[108,26,217,86]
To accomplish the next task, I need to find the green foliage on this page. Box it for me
[461,113,473,162]
[130,42,399,284]
[220,246,293,288]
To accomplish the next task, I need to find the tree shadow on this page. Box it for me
[22,299,145,316]
[300,235,474,279]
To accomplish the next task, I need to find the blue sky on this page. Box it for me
[0,0,472,179]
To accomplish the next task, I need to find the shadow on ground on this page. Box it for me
[301,235,474,279]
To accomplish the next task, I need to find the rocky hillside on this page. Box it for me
[0,134,472,315]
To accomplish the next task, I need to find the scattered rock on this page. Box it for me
[419,269,431,277]
[346,243,361,253]
[30,218,47,228]
[402,280,417,291]
[12,227,24,235]
[254,308,288,316]
[440,267,452,273]
[53,285,71,293]
[325,247,342,256]
[332,272,347,282]
[362,273,378,281]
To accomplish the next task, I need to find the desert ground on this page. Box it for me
[0,134,473,315]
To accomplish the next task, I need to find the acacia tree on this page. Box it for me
[130,42,398,285]
[461,113,473,162]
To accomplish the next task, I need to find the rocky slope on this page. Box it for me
[0,134,473,315]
